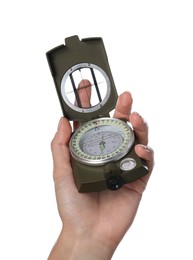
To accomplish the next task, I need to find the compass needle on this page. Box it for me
[99,140,106,153]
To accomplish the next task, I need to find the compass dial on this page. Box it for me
[70,118,135,166]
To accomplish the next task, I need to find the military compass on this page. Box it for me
[46,35,148,192]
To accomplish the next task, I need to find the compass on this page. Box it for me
[46,35,148,192]
[70,118,135,166]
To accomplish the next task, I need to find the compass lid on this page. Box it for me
[46,35,118,122]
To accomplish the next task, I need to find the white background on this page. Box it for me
[0,0,193,259]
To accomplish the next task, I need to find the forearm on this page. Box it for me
[48,228,114,260]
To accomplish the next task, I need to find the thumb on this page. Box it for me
[51,117,72,180]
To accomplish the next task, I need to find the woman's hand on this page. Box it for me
[48,87,154,260]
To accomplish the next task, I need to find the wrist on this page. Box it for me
[48,227,115,260]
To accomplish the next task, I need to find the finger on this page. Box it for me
[73,80,92,130]
[129,112,148,145]
[51,117,73,181]
[125,144,154,194]
[75,79,92,107]
[135,144,154,183]
[113,91,133,121]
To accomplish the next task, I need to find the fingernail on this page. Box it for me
[141,145,151,152]
[57,117,64,131]
[132,112,147,124]
[132,111,142,119]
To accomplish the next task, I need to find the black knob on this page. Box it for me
[106,176,123,191]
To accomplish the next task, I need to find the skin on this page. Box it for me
[48,82,154,260]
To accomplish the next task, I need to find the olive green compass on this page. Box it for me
[46,35,148,192]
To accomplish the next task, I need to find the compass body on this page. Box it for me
[46,35,149,192]
[70,118,148,192]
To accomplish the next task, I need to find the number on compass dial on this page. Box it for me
[70,118,135,166]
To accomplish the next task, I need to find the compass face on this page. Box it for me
[70,118,135,166]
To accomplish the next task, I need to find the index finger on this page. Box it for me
[73,79,92,130]
[113,91,133,121]
[129,112,149,145]
[74,79,92,107]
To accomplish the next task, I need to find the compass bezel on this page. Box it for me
[70,118,135,166]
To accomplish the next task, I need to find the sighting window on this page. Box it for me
[61,63,111,113]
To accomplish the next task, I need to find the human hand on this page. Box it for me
[48,82,154,260]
